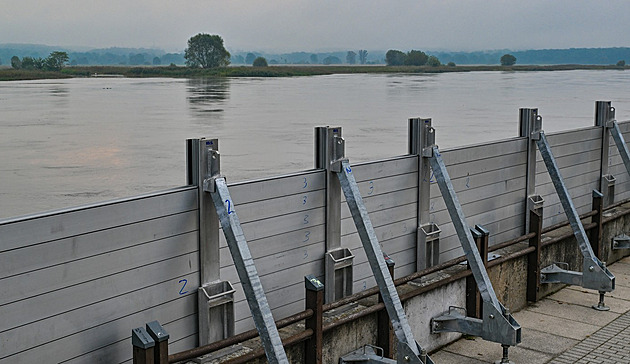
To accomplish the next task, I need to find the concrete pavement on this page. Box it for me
[431,256,630,364]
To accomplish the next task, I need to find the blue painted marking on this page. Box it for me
[304,214,309,224]
[368,181,374,195]
[303,177,308,188]
[225,199,233,214]
[303,195,308,205]
[346,166,352,173]
[466,173,470,188]
[303,249,308,259]
[303,231,311,242]
[179,279,188,295]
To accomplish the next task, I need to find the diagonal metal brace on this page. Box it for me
[428,146,521,347]
[609,120,630,177]
[206,177,289,364]
[336,160,433,364]
[536,132,615,292]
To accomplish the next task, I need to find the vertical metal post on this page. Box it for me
[377,254,396,359]
[146,321,169,364]
[589,190,604,260]
[520,108,544,233]
[132,327,155,364]
[466,228,483,319]
[315,126,353,303]
[466,226,488,319]
[409,118,440,270]
[304,275,324,364]
[526,208,543,302]
[596,101,616,207]
[187,138,220,285]
[187,138,234,345]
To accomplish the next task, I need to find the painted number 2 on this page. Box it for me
[179,279,188,295]
[225,199,234,214]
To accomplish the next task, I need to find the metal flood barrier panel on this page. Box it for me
[2,115,630,362]
[340,156,419,298]
[428,138,529,262]
[218,169,327,334]
[535,127,603,228]
[0,187,200,364]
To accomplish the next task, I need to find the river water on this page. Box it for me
[1,70,629,218]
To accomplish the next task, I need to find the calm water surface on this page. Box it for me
[1,71,629,218]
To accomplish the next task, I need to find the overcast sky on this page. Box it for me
[2,1,630,53]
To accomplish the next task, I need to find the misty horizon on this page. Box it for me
[2,1,629,54]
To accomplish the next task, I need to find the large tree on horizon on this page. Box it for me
[500,54,517,66]
[184,33,231,68]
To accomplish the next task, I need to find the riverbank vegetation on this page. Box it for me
[0,63,627,81]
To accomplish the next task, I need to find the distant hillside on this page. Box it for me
[0,44,628,67]
[0,44,179,66]
[432,47,630,65]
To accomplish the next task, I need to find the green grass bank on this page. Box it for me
[0,64,627,81]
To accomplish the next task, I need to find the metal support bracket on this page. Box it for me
[205,177,289,363]
[339,343,430,364]
[427,145,521,348]
[197,281,235,344]
[613,234,630,250]
[535,130,615,293]
[540,263,584,286]
[335,159,434,364]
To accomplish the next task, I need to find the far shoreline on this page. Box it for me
[0,63,627,81]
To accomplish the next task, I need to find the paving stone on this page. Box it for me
[430,350,490,363]
[442,336,552,364]
[433,260,630,364]
[549,288,630,313]
[608,263,630,285]
[512,310,600,340]
[517,328,579,355]
[526,298,619,326]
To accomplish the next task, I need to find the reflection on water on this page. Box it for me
[187,78,230,114]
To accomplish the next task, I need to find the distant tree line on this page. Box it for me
[385,49,441,66]
[432,48,630,65]
[2,43,628,68]
[229,49,378,65]
[10,51,69,71]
